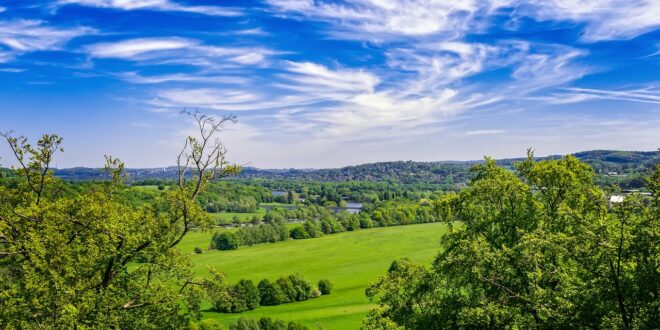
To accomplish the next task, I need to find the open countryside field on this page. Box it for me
[180,222,448,329]
[211,207,267,224]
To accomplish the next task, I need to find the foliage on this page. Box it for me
[235,222,288,246]
[227,317,308,330]
[212,232,241,250]
[220,280,260,313]
[0,112,238,328]
[206,273,323,312]
[317,279,333,295]
[190,319,226,330]
[364,154,659,329]
[289,226,309,239]
[258,279,287,306]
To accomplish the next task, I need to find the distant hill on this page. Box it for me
[2,150,658,185]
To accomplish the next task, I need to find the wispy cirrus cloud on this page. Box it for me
[57,0,241,16]
[536,87,660,105]
[266,0,660,42]
[0,19,95,62]
[116,71,249,85]
[84,37,278,67]
[519,0,660,41]
[85,37,194,58]
[465,129,506,136]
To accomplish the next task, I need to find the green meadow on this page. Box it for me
[180,222,448,329]
[211,208,267,224]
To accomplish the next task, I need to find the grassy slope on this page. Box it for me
[180,222,447,329]
[211,208,267,224]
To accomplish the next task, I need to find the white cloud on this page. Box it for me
[116,72,248,84]
[519,0,660,41]
[282,61,379,94]
[85,37,195,58]
[84,37,277,68]
[57,0,241,16]
[465,129,505,136]
[537,87,660,105]
[0,20,95,62]
[266,0,660,42]
[266,0,485,39]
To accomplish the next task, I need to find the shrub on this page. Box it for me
[289,226,309,239]
[228,318,308,330]
[190,319,225,330]
[212,232,240,250]
[226,279,260,313]
[194,246,203,254]
[317,279,333,295]
[302,220,322,238]
[229,318,260,330]
[258,279,287,306]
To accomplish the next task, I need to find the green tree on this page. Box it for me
[227,279,260,313]
[289,226,309,239]
[0,112,239,328]
[364,154,659,329]
[258,279,286,306]
[212,231,241,250]
[317,279,333,295]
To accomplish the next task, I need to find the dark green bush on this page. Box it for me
[211,232,240,250]
[317,279,333,295]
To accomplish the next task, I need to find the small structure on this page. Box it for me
[609,195,625,205]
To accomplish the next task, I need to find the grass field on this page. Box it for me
[211,208,267,224]
[180,222,448,329]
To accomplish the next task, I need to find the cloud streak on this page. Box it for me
[83,37,278,68]
[0,19,95,62]
[57,0,241,16]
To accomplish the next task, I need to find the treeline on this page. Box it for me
[210,223,289,250]
[233,178,448,205]
[210,200,439,250]
[190,317,308,330]
[198,182,272,213]
[205,272,331,313]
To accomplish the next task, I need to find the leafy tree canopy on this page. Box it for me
[365,153,659,329]
[0,112,239,328]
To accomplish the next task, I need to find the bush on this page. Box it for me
[211,232,240,250]
[302,220,322,238]
[317,279,333,295]
[229,318,260,330]
[228,317,308,330]
[226,279,260,313]
[190,319,225,330]
[258,279,287,306]
[194,246,203,254]
[289,226,309,239]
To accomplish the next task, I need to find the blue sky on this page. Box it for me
[0,0,659,168]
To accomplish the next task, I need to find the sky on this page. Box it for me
[0,0,659,169]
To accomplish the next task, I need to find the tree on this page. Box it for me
[212,231,240,250]
[225,279,260,313]
[364,154,659,329]
[0,111,239,328]
[258,279,286,306]
[289,226,309,239]
[317,279,333,295]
